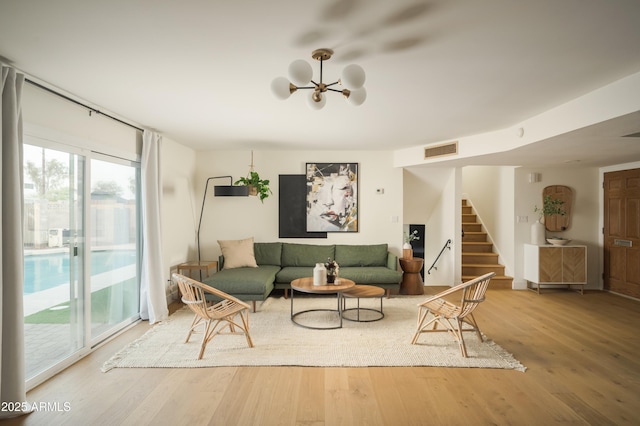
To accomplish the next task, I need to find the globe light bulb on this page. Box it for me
[307,91,326,110]
[288,60,313,86]
[346,87,366,106]
[341,64,366,89]
[271,77,293,100]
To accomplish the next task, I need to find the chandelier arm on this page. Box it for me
[296,86,316,90]
[326,87,346,93]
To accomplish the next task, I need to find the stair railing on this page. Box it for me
[428,239,452,275]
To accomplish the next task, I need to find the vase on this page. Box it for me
[531,220,546,245]
[327,273,337,284]
[403,242,413,259]
[313,263,327,286]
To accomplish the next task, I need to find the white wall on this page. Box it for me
[161,137,198,296]
[22,83,141,161]
[402,166,467,286]
[513,167,600,289]
[194,150,403,262]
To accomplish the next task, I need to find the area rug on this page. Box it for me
[102,296,526,372]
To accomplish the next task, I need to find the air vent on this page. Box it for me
[424,141,458,159]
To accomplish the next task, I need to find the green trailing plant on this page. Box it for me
[534,195,566,221]
[235,171,272,203]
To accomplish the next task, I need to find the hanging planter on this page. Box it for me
[234,151,272,203]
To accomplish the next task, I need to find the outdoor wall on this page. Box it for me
[194,150,403,262]
[514,166,600,289]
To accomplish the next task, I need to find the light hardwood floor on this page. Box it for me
[5,288,640,425]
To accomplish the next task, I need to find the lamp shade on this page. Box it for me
[271,77,293,100]
[341,64,366,89]
[214,185,250,196]
[346,87,366,106]
[288,60,313,86]
[307,91,326,110]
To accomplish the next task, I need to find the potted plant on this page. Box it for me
[235,171,272,203]
[531,195,566,245]
[534,195,566,221]
[403,230,420,259]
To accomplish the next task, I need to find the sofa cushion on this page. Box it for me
[275,266,316,284]
[281,243,335,267]
[338,266,402,284]
[218,237,258,269]
[254,242,282,266]
[203,265,279,295]
[335,244,388,267]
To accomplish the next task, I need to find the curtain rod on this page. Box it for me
[25,78,144,133]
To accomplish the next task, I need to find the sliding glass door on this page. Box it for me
[89,156,140,342]
[23,143,86,380]
[23,140,141,385]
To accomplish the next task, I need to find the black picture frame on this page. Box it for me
[278,175,327,238]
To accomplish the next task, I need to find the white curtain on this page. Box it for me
[0,66,29,418]
[140,130,168,324]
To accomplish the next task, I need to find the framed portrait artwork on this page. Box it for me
[306,163,359,232]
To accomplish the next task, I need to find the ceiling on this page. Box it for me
[1,0,640,167]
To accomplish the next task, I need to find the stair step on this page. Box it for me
[462,223,482,232]
[463,253,499,264]
[462,206,473,214]
[462,264,505,275]
[462,213,477,222]
[462,242,493,253]
[462,232,487,242]
[463,275,513,289]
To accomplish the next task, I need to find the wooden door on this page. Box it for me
[604,169,640,298]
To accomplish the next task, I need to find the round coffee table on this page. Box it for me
[290,277,355,329]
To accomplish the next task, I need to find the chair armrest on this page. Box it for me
[387,252,398,270]
[419,272,495,306]
[198,280,251,309]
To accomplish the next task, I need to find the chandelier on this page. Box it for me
[271,48,366,110]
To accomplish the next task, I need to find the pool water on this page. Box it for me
[24,250,137,294]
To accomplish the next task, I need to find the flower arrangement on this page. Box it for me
[404,230,420,243]
[534,195,566,221]
[325,258,339,275]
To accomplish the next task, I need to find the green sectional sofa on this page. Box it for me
[203,242,402,311]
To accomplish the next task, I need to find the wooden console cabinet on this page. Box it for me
[524,244,586,294]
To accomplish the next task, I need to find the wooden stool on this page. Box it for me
[341,285,385,322]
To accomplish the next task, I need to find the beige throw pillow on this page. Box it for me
[218,237,258,269]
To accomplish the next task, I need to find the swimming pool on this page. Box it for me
[23,250,137,294]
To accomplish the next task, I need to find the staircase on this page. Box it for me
[462,200,513,289]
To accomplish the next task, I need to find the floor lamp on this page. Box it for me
[197,176,248,271]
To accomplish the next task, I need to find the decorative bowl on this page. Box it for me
[547,237,571,246]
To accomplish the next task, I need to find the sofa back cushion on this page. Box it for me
[281,243,335,267]
[335,244,388,267]
[254,242,282,266]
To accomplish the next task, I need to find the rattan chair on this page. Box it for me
[172,273,254,359]
[411,272,494,357]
